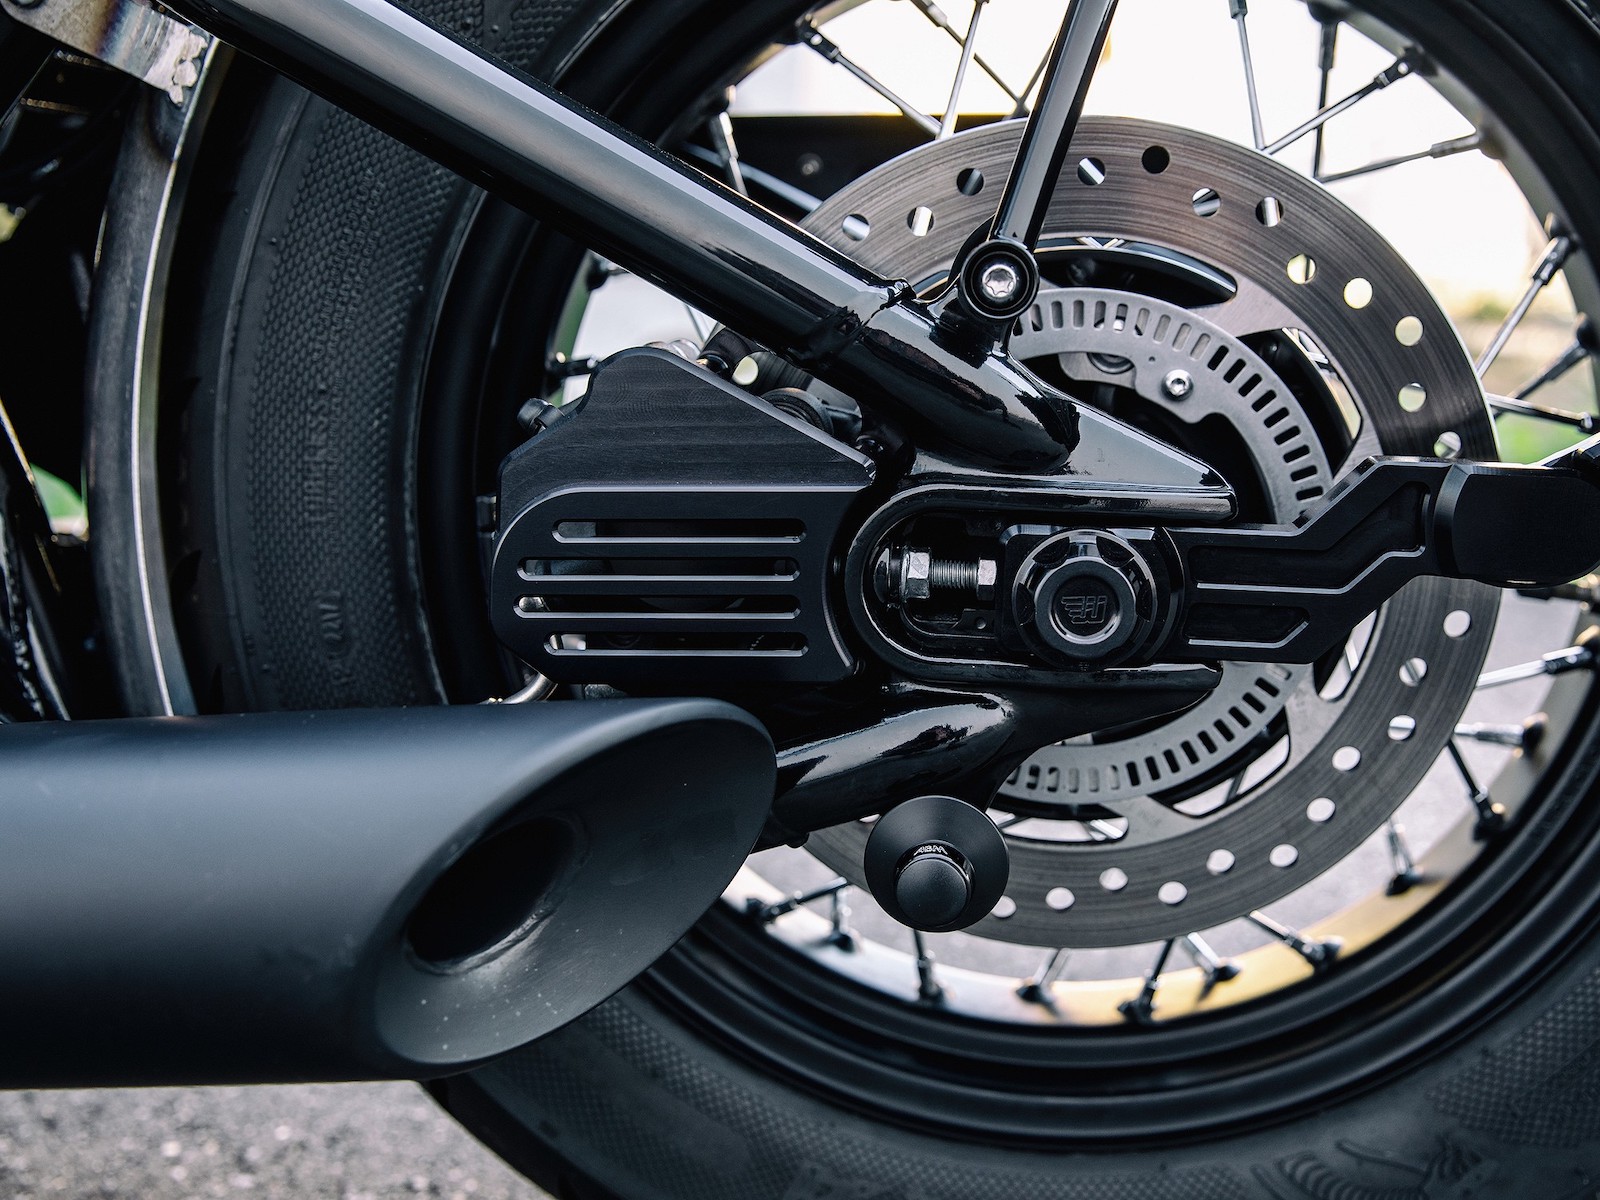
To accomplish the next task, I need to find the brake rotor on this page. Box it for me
[801,117,1501,948]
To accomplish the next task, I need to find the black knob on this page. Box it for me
[894,843,973,929]
[864,796,1010,933]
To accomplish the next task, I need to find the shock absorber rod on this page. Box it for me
[153,0,1080,472]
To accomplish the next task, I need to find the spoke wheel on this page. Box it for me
[106,0,1600,1193]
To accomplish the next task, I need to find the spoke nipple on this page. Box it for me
[1386,868,1424,896]
[1161,369,1195,400]
[1208,960,1242,985]
[1118,990,1158,1026]
[825,888,857,952]
[1473,798,1509,841]
[1302,936,1344,972]
[1524,713,1549,754]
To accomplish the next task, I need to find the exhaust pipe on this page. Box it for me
[0,699,773,1087]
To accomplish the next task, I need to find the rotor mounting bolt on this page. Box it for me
[1162,369,1195,400]
[978,261,1023,306]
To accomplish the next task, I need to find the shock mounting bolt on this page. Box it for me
[978,261,1023,306]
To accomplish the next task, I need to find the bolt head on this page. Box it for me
[978,261,1022,305]
[1162,368,1195,400]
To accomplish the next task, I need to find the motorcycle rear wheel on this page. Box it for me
[114,0,1600,1195]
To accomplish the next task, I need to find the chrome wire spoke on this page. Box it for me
[1384,820,1422,895]
[908,0,1026,109]
[1016,947,1071,1004]
[683,303,714,342]
[1183,933,1240,989]
[1477,641,1597,689]
[1455,716,1547,751]
[1443,740,1507,836]
[544,351,598,381]
[826,885,858,951]
[937,0,986,140]
[1262,53,1415,156]
[1230,0,1267,152]
[749,877,851,923]
[681,143,824,214]
[1489,394,1598,434]
[1311,13,1337,178]
[1506,315,1597,399]
[1317,132,1482,185]
[1010,40,1054,118]
[913,929,944,1002]
[1249,912,1341,971]
[1118,938,1175,1024]
[1476,221,1578,376]
[798,22,941,137]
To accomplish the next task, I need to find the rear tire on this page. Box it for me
[136,0,1600,1195]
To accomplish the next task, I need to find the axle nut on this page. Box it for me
[1015,531,1156,667]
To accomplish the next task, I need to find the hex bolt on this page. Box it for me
[888,549,998,603]
[978,261,1023,306]
[1162,369,1195,400]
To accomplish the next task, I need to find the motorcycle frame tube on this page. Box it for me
[160,0,1082,472]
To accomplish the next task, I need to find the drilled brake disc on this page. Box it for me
[802,117,1500,948]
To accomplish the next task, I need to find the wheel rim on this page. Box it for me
[142,0,1600,1143]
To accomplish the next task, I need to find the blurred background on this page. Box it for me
[7,0,1589,1195]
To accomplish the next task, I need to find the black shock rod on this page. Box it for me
[163,0,1078,472]
[990,0,1119,248]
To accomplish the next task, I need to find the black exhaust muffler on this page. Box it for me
[0,699,772,1087]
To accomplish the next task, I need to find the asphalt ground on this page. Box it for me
[0,1084,552,1200]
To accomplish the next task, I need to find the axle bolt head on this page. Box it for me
[1162,369,1195,400]
[979,261,1023,305]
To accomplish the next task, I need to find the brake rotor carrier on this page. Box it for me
[802,117,1501,948]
